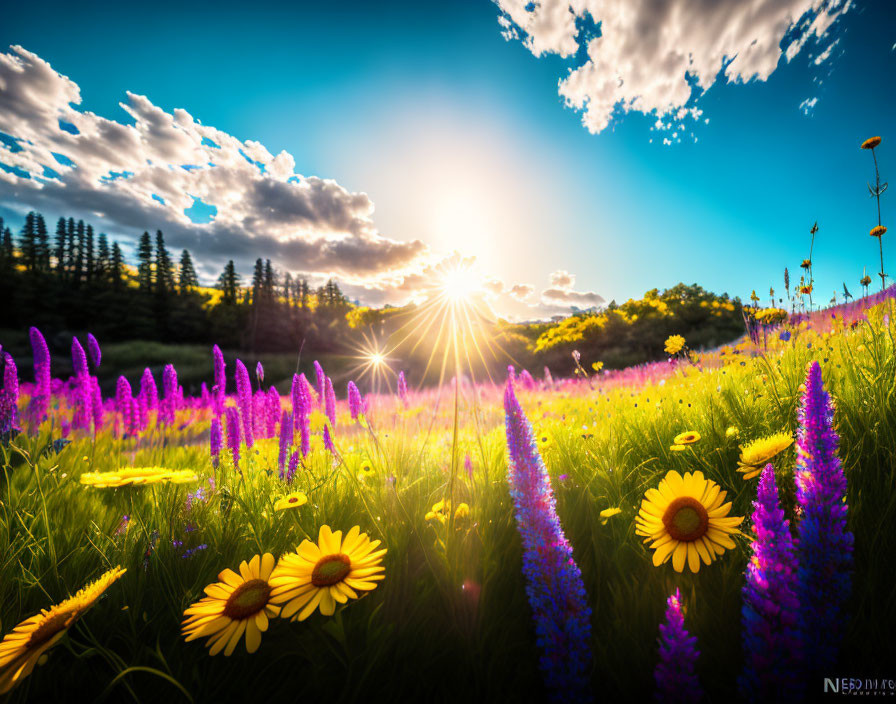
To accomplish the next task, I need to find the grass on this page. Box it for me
[1,297,895,702]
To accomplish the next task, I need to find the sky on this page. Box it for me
[0,0,894,320]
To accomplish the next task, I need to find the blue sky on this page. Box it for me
[1,0,894,317]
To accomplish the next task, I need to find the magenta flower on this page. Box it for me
[86,333,101,368]
[210,417,222,469]
[71,337,88,378]
[503,373,591,702]
[235,359,254,448]
[278,410,293,478]
[324,376,336,428]
[266,387,281,438]
[655,588,702,704]
[255,361,264,385]
[159,364,178,425]
[225,406,241,471]
[397,370,408,408]
[212,344,226,416]
[1,353,19,435]
[347,380,363,420]
[26,327,51,427]
[740,464,801,702]
[90,377,104,432]
[140,368,158,410]
[795,361,853,672]
[323,423,335,454]
[314,360,326,403]
[286,450,300,483]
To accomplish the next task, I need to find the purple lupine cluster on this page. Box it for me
[286,450,300,483]
[324,376,336,427]
[140,368,158,411]
[519,369,536,390]
[225,406,241,471]
[323,423,335,454]
[210,417,222,469]
[159,364,178,425]
[1,353,19,435]
[314,360,326,404]
[27,327,51,427]
[795,361,853,672]
[347,380,364,421]
[278,410,293,478]
[543,366,554,388]
[70,337,93,431]
[86,333,101,368]
[503,372,591,702]
[212,344,226,416]
[397,370,408,408]
[235,359,254,448]
[654,588,702,704]
[740,464,802,702]
[292,373,312,458]
[265,387,280,438]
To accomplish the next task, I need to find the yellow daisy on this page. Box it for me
[737,432,794,480]
[454,503,471,520]
[181,554,280,656]
[357,459,375,481]
[870,225,887,238]
[269,525,386,621]
[635,470,743,573]
[591,361,604,372]
[861,136,882,150]
[534,430,553,452]
[673,431,700,445]
[274,492,308,512]
[726,426,739,438]
[664,335,686,355]
[600,507,622,524]
[0,566,126,695]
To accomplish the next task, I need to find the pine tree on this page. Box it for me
[0,220,13,272]
[251,258,264,305]
[84,224,95,280]
[54,217,67,274]
[35,214,50,272]
[137,231,153,292]
[178,249,199,293]
[282,272,292,307]
[155,230,175,297]
[111,242,125,289]
[19,212,37,273]
[263,259,275,300]
[73,219,85,283]
[65,218,76,274]
[96,233,110,278]
[217,260,240,305]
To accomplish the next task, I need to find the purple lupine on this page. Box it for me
[278,410,293,479]
[90,377,104,431]
[503,373,591,702]
[27,327,51,427]
[71,337,92,431]
[795,361,853,672]
[397,371,408,408]
[212,345,226,416]
[210,417,222,469]
[162,364,179,425]
[1,354,20,434]
[519,369,536,390]
[347,380,363,421]
[544,366,554,388]
[256,361,264,385]
[740,464,802,702]
[71,337,89,378]
[253,390,267,439]
[86,333,101,368]
[225,406,241,471]
[324,376,336,428]
[654,588,702,704]
[313,360,326,404]
[200,382,211,408]
[322,423,335,454]
[140,368,158,410]
[286,450,300,483]
[267,387,281,438]
[235,359,254,448]
[115,376,137,437]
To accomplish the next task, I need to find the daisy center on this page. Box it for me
[223,579,271,619]
[27,609,75,647]
[311,554,351,587]
[662,496,709,542]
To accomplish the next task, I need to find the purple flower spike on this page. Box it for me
[256,361,264,385]
[160,364,178,425]
[212,345,226,416]
[140,368,158,411]
[71,337,89,378]
[86,333,101,368]
[266,387,280,438]
[323,424,335,454]
[655,589,702,704]
[314,360,326,404]
[286,450,300,483]
[278,410,293,478]
[235,359,254,448]
[1,354,20,434]
[795,362,853,672]
[740,464,802,702]
[27,327,51,428]
[347,380,363,421]
[210,417,222,469]
[225,406,241,471]
[503,377,591,702]
[397,371,408,408]
[325,376,336,428]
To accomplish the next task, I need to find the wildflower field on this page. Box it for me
[1,286,894,703]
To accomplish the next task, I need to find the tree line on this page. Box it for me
[0,211,355,353]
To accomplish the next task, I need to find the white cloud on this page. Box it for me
[813,38,840,64]
[0,46,427,285]
[799,96,819,114]
[496,0,852,134]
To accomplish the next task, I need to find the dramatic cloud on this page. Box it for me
[0,46,426,283]
[496,0,852,134]
[509,283,535,300]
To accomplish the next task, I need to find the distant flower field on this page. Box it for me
[1,287,895,702]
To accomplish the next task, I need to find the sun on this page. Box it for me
[440,265,480,303]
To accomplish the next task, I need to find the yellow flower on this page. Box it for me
[861,136,882,150]
[870,225,887,238]
[0,566,126,694]
[426,499,450,524]
[670,444,687,452]
[454,503,471,520]
[664,335,685,355]
[800,259,811,269]
[80,467,198,488]
[635,470,743,573]
[269,525,386,621]
[274,492,308,512]
[591,361,604,372]
[357,459,375,481]
[599,507,622,524]
[673,431,700,445]
[182,554,280,656]
[535,429,554,452]
[737,432,794,480]
[726,426,739,438]
[799,284,813,295]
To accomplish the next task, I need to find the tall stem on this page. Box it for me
[873,149,886,290]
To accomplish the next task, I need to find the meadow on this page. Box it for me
[0,283,893,703]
